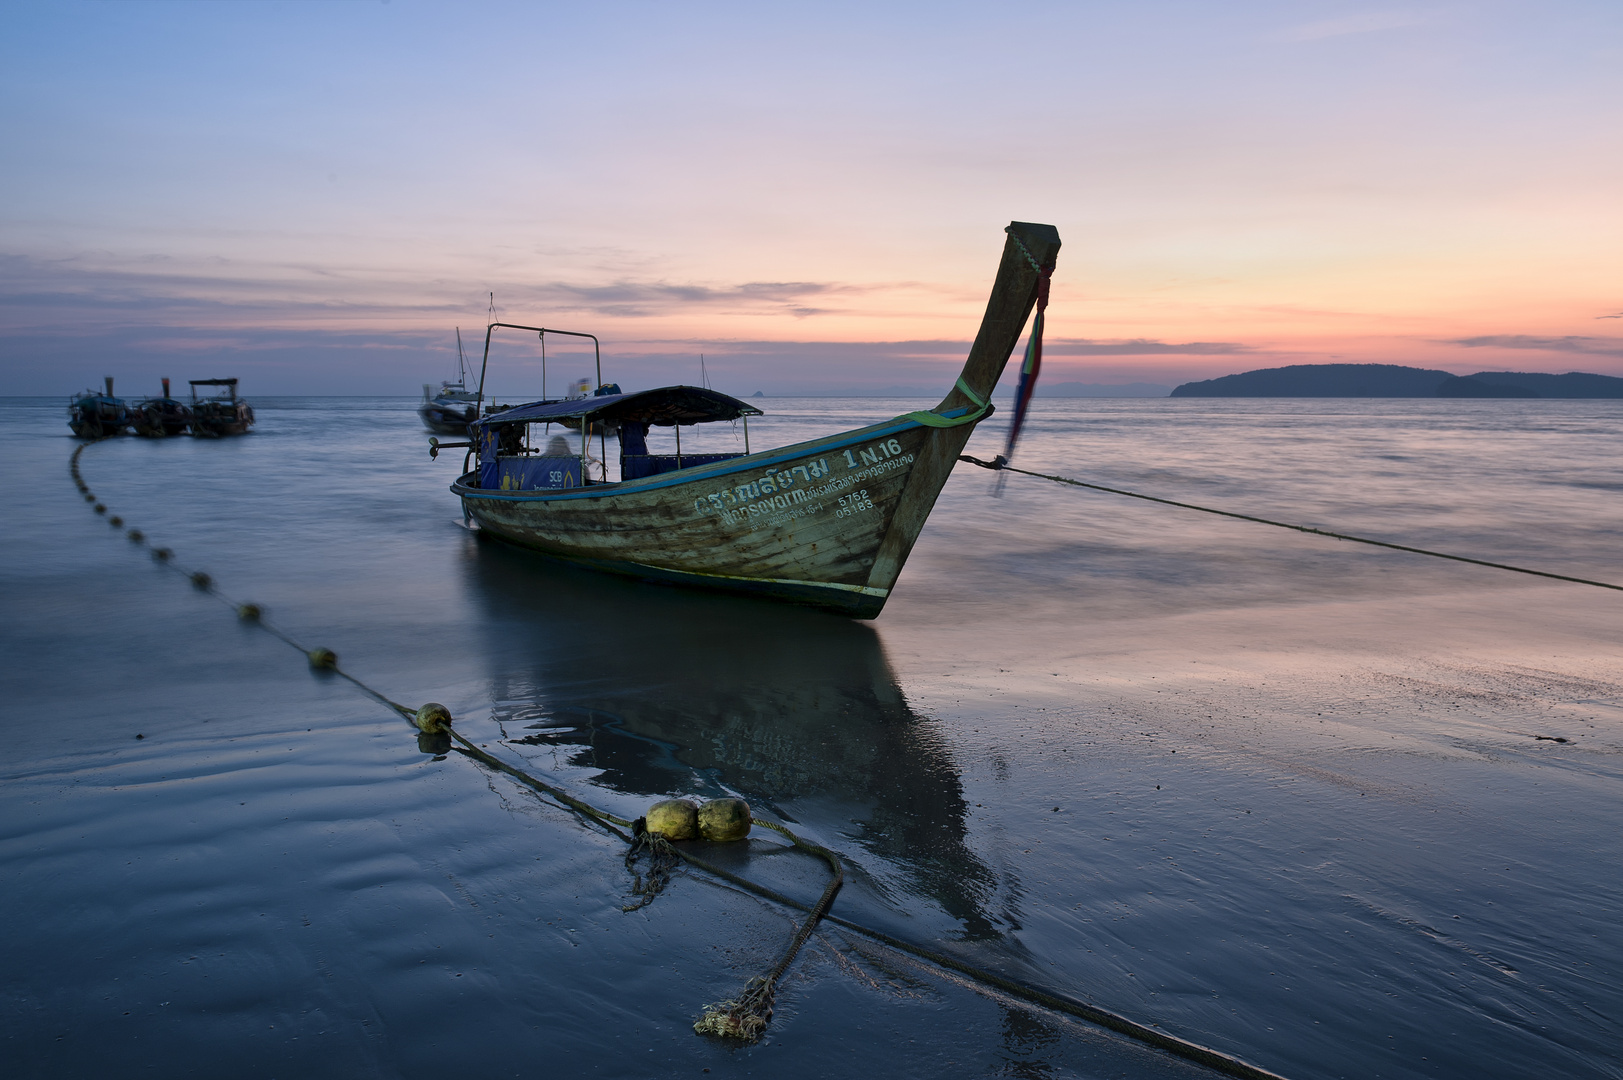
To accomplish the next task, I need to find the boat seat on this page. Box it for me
[491,455,584,491]
[622,453,742,480]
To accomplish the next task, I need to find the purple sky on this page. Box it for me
[3,1,1620,397]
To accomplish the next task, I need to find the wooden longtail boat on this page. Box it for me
[440,221,1059,618]
[132,378,193,438]
[69,377,131,439]
[188,378,255,437]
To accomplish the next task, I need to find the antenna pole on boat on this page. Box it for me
[478,323,495,414]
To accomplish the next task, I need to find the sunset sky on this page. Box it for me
[3,1,1620,396]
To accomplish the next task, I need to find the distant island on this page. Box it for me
[1170,363,1623,398]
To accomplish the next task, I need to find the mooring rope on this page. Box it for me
[960,454,1623,593]
[693,818,845,1040]
[71,438,1289,1078]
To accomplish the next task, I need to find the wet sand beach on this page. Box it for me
[3,396,1619,1079]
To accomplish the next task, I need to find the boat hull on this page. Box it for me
[132,400,192,438]
[69,398,130,438]
[419,401,475,436]
[191,402,254,437]
[453,413,977,617]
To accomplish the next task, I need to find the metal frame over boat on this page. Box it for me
[436,221,1059,618]
[189,378,254,437]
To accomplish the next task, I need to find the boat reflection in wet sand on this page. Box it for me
[465,542,1001,939]
[433,221,1059,618]
[189,378,255,437]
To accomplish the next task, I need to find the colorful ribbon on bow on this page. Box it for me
[1002,256,1052,463]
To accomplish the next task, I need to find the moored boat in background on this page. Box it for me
[68,378,131,439]
[419,328,481,435]
[432,221,1059,617]
[189,378,255,437]
[132,378,193,438]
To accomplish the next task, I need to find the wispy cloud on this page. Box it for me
[533,280,851,319]
[0,253,862,328]
[1277,9,1431,42]
[1046,338,1253,356]
[1447,335,1623,357]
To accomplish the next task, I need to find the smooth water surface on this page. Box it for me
[3,396,1620,1079]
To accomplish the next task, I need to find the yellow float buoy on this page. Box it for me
[413,702,453,735]
[697,798,752,842]
[190,571,212,591]
[237,603,261,621]
[645,799,699,840]
[307,647,338,670]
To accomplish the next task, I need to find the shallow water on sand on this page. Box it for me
[3,395,1621,1079]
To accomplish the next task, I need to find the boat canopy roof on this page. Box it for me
[190,378,238,386]
[477,385,763,429]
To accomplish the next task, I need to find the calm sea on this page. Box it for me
[3,395,1620,1079]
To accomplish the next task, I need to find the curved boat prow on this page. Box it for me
[943,221,1063,413]
[443,222,1060,617]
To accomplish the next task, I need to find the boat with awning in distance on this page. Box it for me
[431,221,1059,617]
[188,378,255,437]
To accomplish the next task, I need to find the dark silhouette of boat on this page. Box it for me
[188,378,255,437]
[68,378,131,439]
[131,378,193,438]
[431,221,1060,618]
[419,329,481,435]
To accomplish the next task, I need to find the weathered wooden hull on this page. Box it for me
[132,400,192,438]
[419,400,476,435]
[69,399,130,439]
[454,412,979,617]
[191,402,255,437]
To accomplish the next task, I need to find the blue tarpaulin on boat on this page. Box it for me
[491,456,582,491]
[476,386,762,429]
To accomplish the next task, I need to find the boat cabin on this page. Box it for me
[465,385,763,492]
[189,377,255,437]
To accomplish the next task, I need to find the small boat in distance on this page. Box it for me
[132,378,193,438]
[419,328,481,435]
[69,378,131,438]
[429,221,1059,618]
[189,378,255,437]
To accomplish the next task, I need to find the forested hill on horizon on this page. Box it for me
[1171,364,1623,398]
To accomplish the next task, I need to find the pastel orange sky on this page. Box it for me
[2,1,1620,395]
